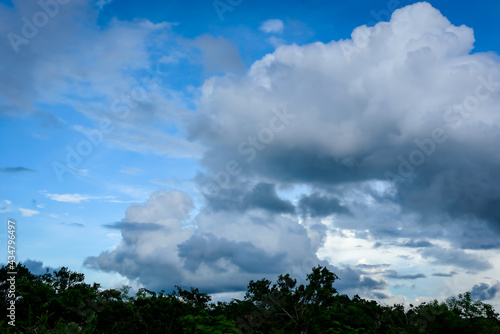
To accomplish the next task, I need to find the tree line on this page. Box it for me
[1,263,499,333]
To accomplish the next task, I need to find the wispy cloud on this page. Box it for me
[60,222,85,228]
[385,270,426,280]
[0,167,35,173]
[19,208,40,217]
[43,192,113,203]
[432,271,457,277]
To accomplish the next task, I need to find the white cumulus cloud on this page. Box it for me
[260,19,284,34]
[19,208,40,217]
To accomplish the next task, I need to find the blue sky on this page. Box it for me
[1,0,500,307]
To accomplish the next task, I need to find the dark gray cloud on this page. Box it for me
[0,166,35,173]
[85,189,386,296]
[399,240,434,248]
[23,259,55,276]
[298,192,350,218]
[471,282,500,301]
[103,222,165,231]
[385,270,426,280]
[332,266,386,292]
[457,221,500,250]
[245,183,295,213]
[85,248,187,292]
[432,271,457,277]
[420,246,492,272]
[372,291,390,299]
[204,182,295,214]
[86,190,320,293]
[178,233,288,274]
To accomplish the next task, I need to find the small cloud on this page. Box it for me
[5,200,12,205]
[372,292,389,299]
[22,259,55,275]
[60,222,85,228]
[106,199,142,204]
[386,270,426,280]
[44,193,91,203]
[49,214,59,219]
[260,19,284,34]
[103,222,164,231]
[432,271,457,277]
[33,200,45,209]
[43,192,113,203]
[19,208,40,217]
[471,282,500,301]
[0,167,35,174]
[59,163,89,177]
[400,240,434,248]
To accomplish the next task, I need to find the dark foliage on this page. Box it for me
[1,263,499,333]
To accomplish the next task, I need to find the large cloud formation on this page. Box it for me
[86,189,381,294]
[191,2,500,230]
[87,2,500,300]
